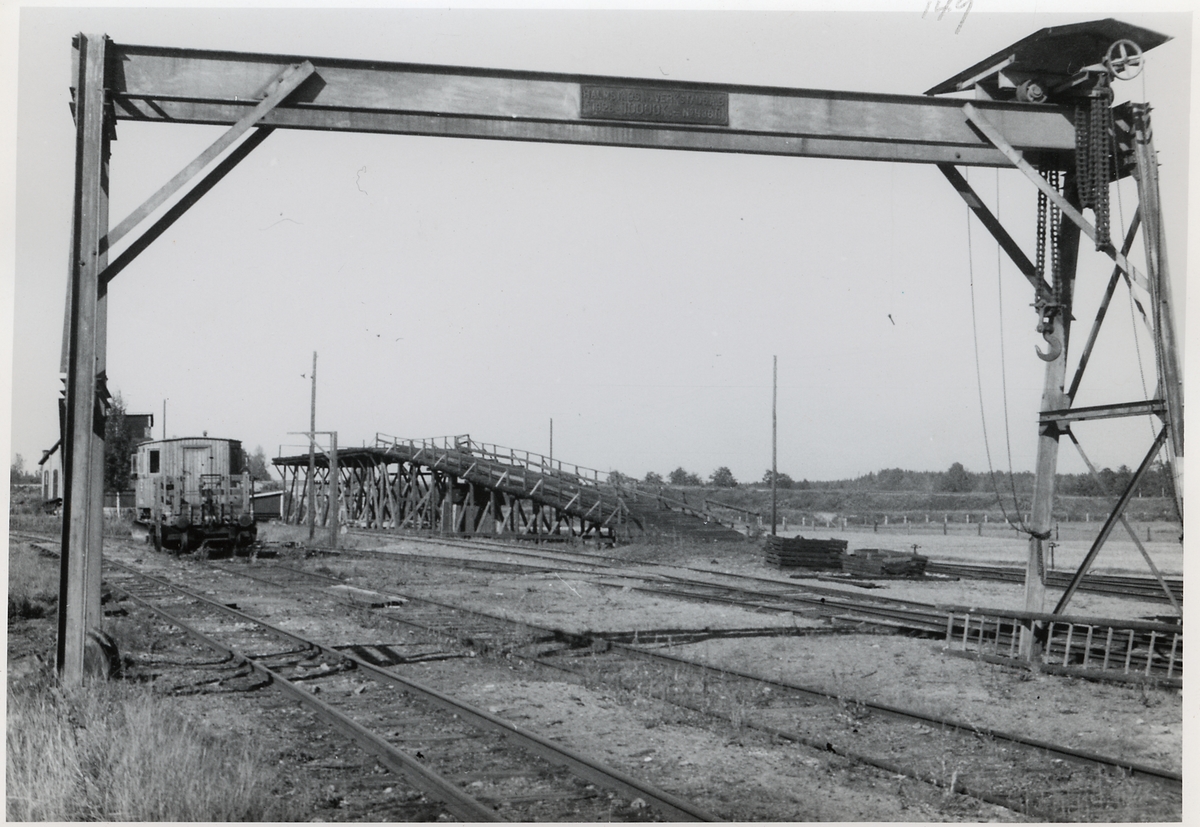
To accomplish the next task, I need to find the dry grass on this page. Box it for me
[6,669,298,821]
[257,520,377,550]
[8,544,59,620]
[7,487,59,533]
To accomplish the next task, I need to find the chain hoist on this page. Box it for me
[1035,173,1048,282]
[1073,81,1115,251]
[1048,169,1061,292]
[1033,169,1063,363]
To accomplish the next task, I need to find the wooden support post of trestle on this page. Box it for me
[329,432,339,548]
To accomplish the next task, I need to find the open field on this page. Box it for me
[680,486,1180,526]
[778,525,1184,578]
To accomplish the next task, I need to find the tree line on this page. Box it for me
[15,394,1171,502]
[606,460,1176,499]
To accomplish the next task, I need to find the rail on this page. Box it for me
[243,551,1183,794]
[927,561,1183,606]
[104,557,716,821]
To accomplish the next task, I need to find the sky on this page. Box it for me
[2,1,1194,488]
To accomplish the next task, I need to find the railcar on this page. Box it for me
[132,437,256,552]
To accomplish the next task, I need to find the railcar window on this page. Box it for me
[149,450,160,473]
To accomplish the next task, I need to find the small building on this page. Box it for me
[250,489,288,521]
[37,411,155,509]
[126,412,156,444]
[37,439,62,507]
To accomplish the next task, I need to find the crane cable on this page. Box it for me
[1105,106,1157,443]
[995,168,1036,525]
[964,169,1035,536]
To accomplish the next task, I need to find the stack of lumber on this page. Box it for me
[841,548,929,577]
[764,536,847,569]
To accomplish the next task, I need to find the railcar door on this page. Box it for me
[182,446,213,504]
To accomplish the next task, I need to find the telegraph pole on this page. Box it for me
[771,356,778,536]
[291,425,338,548]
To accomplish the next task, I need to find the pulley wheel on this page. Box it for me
[1105,39,1144,80]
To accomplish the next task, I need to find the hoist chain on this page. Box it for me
[1048,168,1061,295]
[1073,83,1114,251]
[1035,173,1048,282]
[1034,168,1061,290]
[1033,168,1062,366]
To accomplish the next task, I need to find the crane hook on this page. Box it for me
[1035,329,1062,362]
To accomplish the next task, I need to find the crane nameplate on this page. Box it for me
[580,85,729,126]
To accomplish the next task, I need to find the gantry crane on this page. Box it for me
[57,19,1181,682]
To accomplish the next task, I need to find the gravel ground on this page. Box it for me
[7,530,1183,821]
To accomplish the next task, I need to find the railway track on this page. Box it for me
[193,554,1180,820]
[340,533,966,631]
[12,529,1182,819]
[339,535,1181,676]
[926,561,1183,604]
[98,556,717,822]
[385,533,1184,622]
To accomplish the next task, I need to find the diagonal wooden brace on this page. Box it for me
[962,103,1150,292]
[1065,430,1181,617]
[103,60,315,252]
[1052,425,1169,615]
[99,126,273,286]
[1067,208,1142,402]
[937,163,1053,303]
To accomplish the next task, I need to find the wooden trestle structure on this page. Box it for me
[273,434,743,543]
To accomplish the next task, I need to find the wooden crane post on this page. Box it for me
[1130,104,1184,520]
[1021,184,1082,656]
[58,33,112,686]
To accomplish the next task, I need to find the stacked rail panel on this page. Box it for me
[763,536,847,569]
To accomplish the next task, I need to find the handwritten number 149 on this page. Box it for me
[925,0,972,34]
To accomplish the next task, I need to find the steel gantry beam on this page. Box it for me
[57,20,1182,682]
[103,42,1080,168]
